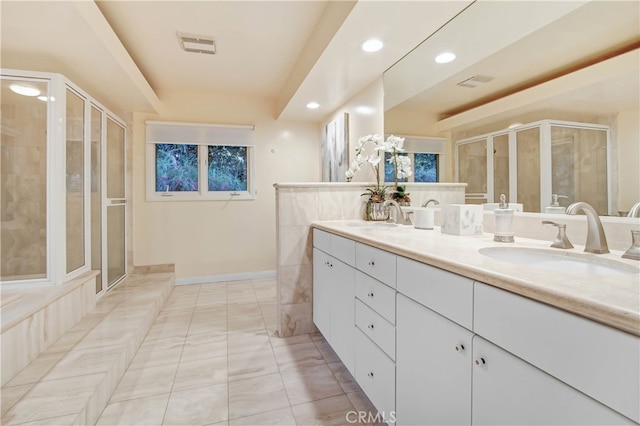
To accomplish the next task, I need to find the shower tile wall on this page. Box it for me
[1,89,48,280]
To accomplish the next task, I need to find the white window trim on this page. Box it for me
[145,121,256,201]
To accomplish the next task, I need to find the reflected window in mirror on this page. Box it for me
[384,152,439,183]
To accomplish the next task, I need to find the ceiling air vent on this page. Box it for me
[457,75,493,88]
[177,32,216,55]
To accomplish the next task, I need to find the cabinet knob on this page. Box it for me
[454,344,465,352]
[367,292,374,298]
[367,323,375,329]
[367,371,374,378]
[475,357,486,366]
[368,261,375,267]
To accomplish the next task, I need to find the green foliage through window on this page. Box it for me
[208,146,247,191]
[414,153,438,182]
[384,152,438,183]
[155,144,198,191]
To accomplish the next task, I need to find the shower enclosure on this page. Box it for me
[1,70,127,292]
[456,120,610,215]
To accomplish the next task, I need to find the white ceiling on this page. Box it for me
[1,1,638,125]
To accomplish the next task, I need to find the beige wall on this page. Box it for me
[617,107,640,212]
[132,91,319,279]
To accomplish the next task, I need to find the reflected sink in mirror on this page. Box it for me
[479,247,640,276]
[345,222,399,229]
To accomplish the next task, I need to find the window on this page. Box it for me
[146,121,255,201]
[383,135,445,183]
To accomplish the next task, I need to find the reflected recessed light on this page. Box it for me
[10,84,40,97]
[361,39,383,53]
[435,52,456,64]
[306,102,320,109]
[508,123,523,129]
[37,95,55,102]
[356,106,374,115]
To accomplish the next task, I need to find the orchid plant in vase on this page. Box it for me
[345,134,387,220]
[346,134,413,219]
[381,135,413,205]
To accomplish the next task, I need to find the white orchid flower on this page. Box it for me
[368,156,381,167]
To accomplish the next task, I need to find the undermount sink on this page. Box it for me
[479,247,640,276]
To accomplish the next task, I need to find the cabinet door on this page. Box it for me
[312,248,331,338]
[472,336,635,425]
[396,294,472,426]
[329,257,355,374]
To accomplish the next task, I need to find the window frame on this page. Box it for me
[145,121,255,202]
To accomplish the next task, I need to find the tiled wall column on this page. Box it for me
[274,182,467,338]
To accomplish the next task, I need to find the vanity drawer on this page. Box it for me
[313,229,355,267]
[355,271,396,324]
[355,329,396,420]
[356,243,397,288]
[355,299,395,360]
[313,228,331,253]
[396,256,473,330]
[474,282,640,423]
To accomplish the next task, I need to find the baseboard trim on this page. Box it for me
[175,270,276,286]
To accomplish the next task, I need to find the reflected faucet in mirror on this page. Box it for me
[627,202,640,218]
[422,199,439,208]
[566,202,609,254]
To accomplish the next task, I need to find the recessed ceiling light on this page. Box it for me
[361,39,383,53]
[435,52,456,64]
[10,84,40,97]
[306,102,320,109]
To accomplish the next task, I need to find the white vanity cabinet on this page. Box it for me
[472,335,635,425]
[311,226,639,426]
[354,243,398,423]
[474,282,639,424]
[395,257,475,426]
[312,229,356,373]
[396,293,473,426]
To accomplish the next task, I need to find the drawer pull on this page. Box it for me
[367,323,375,329]
[367,292,374,298]
[367,371,374,378]
[474,357,486,366]
[368,261,375,267]
[454,344,465,352]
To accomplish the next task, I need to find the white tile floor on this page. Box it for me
[96,279,382,425]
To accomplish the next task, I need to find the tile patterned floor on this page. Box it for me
[96,279,382,425]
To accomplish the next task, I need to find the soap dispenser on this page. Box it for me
[545,194,567,214]
[494,194,515,243]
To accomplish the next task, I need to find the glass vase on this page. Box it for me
[366,201,389,221]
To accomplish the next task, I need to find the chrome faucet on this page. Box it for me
[566,202,609,254]
[384,199,412,225]
[422,199,439,208]
[627,201,640,218]
[542,221,573,249]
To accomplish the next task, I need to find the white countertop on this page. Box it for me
[311,220,640,336]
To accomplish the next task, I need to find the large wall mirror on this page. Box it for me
[383,0,639,217]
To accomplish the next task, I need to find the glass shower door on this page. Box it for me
[106,117,126,288]
[551,125,608,215]
[458,138,487,204]
[0,78,49,282]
